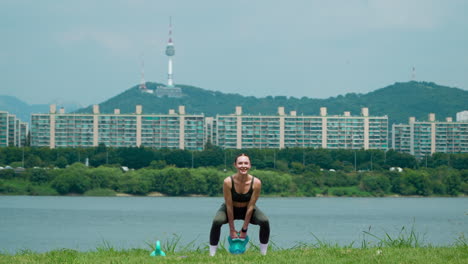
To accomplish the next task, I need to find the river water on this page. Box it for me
[0,196,466,253]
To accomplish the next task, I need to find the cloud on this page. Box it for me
[365,0,445,30]
[306,0,449,34]
[56,28,135,55]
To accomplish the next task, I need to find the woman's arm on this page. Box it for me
[240,177,261,238]
[223,177,238,239]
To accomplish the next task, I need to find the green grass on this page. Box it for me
[0,246,466,264]
[1,230,467,264]
[0,179,58,196]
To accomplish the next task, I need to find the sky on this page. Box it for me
[1,0,468,107]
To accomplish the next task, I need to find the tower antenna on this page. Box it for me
[165,16,175,87]
[139,54,147,90]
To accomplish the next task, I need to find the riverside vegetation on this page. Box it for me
[1,228,467,263]
[1,145,467,197]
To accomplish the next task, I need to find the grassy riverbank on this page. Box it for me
[2,230,467,264]
[1,246,467,264]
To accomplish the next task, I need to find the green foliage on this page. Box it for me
[386,150,417,169]
[275,160,289,172]
[24,155,43,168]
[84,188,117,196]
[27,168,53,184]
[324,171,358,187]
[117,171,149,195]
[55,156,68,168]
[188,169,208,194]
[51,163,92,194]
[203,168,224,196]
[27,184,59,196]
[360,174,391,195]
[1,146,466,175]
[290,162,305,174]
[292,171,320,196]
[399,170,432,196]
[148,160,167,169]
[195,144,224,167]
[86,166,122,190]
[9,161,23,168]
[256,170,292,195]
[0,168,16,179]
[443,170,462,196]
[0,179,29,194]
[0,146,466,197]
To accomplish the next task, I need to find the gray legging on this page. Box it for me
[209,203,270,245]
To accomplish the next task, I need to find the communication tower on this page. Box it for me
[166,17,175,87]
[156,17,183,98]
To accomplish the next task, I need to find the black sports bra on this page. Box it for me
[230,176,254,203]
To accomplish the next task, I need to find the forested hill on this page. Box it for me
[75,81,468,125]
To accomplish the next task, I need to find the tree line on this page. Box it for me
[0,144,466,197]
[1,144,467,171]
[0,162,466,197]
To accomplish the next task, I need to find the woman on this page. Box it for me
[209,153,270,256]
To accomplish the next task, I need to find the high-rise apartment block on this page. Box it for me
[25,106,468,156]
[392,113,468,157]
[0,111,28,147]
[215,107,388,150]
[29,105,388,151]
[30,105,205,150]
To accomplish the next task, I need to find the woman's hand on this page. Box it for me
[230,229,239,239]
[239,230,248,239]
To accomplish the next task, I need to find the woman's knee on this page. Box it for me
[212,219,224,227]
[259,217,270,227]
[255,214,270,227]
[212,214,227,226]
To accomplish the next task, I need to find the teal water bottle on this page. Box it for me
[150,240,166,256]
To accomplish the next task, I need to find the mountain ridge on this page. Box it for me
[74,81,468,125]
[0,96,81,122]
[2,81,467,125]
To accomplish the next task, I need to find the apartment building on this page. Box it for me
[215,106,388,150]
[0,111,28,147]
[29,105,388,151]
[30,105,205,150]
[392,113,468,157]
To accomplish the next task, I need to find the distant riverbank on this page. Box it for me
[1,164,466,197]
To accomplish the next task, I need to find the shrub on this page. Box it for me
[84,188,116,196]
[0,169,16,180]
[27,184,59,196]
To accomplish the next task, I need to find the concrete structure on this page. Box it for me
[0,111,28,147]
[30,105,205,150]
[392,113,468,157]
[215,106,388,150]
